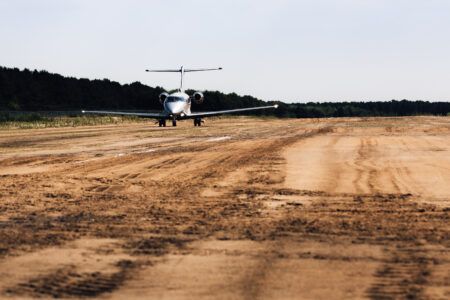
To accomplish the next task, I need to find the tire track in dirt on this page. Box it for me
[368,246,434,299]
[267,192,450,299]
[352,138,379,194]
[5,262,136,298]
[281,125,450,299]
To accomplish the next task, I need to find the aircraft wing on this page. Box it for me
[82,110,166,118]
[185,105,278,118]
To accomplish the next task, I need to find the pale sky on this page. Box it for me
[1,0,450,102]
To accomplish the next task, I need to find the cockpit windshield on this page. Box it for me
[166,96,184,102]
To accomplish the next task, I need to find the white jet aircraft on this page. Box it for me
[82,67,278,127]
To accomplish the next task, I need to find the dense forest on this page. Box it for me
[0,66,449,118]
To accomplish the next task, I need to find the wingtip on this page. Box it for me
[81,110,85,113]
[274,104,279,108]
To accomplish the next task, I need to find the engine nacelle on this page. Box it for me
[192,92,204,104]
[159,92,169,104]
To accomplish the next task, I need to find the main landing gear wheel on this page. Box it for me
[172,119,177,127]
[194,118,202,126]
[158,119,166,127]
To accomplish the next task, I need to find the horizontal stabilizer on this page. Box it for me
[145,69,181,72]
[145,67,222,73]
[185,67,222,72]
[145,66,222,92]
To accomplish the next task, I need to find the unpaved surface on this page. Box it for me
[0,116,449,299]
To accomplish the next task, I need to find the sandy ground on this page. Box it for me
[0,116,449,299]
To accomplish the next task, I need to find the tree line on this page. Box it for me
[0,66,449,117]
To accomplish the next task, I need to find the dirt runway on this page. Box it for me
[0,116,449,299]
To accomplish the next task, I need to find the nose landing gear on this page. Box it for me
[194,118,203,127]
[172,119,177,127]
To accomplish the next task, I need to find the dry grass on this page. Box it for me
[0,115,147,130]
